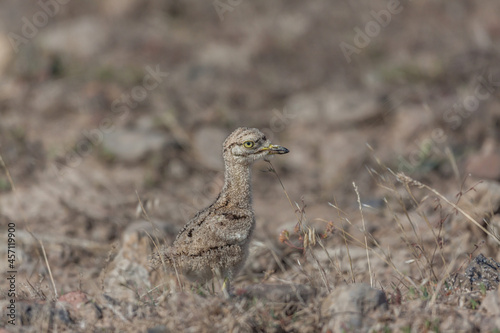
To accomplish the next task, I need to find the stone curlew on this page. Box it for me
[150,127,289,293]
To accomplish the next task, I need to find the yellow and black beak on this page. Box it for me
[263,144,289,155]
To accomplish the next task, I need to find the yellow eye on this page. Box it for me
[243,141,255,148]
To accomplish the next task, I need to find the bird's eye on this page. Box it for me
[243,141,255,148]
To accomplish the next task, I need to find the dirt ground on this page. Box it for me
[1,0,500,332]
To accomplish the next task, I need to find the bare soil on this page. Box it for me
[1,0,500,332]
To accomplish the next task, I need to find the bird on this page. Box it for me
[150,127,289,293]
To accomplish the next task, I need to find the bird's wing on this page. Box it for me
[173,209,253,256]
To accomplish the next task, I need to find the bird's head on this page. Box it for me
[223,127,289,165]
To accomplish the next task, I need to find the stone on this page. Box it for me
[102,128,170,163]
[446,254,500,293]
[99,0,141,18]
[389,106,435,153]
[477,288,500,332]
[480,288,500,316]
[38,17,109,59]
[489,215,500,257]
[321,283,388,332]
[101,221,156,302]
[236,284,316,303]
[438,310,475,332]
[0,34,13,74]
[452,180,500,250]
[29,80,67,115]
[58,291,88,309]
[193,127,226,170]
[319,130,368,189]
[287,90,382,126]
[466,138,500,180]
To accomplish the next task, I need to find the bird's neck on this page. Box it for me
[219,159,253,209]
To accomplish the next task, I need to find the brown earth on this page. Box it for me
[1,0,500,332]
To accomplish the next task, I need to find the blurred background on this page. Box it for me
[1,0,500,295]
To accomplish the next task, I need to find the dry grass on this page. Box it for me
[2,148,500,332]
[2,0,500,330]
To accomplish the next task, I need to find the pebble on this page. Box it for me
[466,138,500,180]
[193,127,226,170]
[321,283,388,332]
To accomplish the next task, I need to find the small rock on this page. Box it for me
[466,138,500,180]
[58,291,88,309]
[321,283,388,333]
[237,284,316,303]
[13,301,74,327]
[480,288,500,316]
[58,292,103,326]
[29,81,67,115]
[0,33,13,74]
[389,105,435,153]
[489,215,500,256]
[475,316,500,333]
[101,221,156,301]
[193,127,226,170]
[245,241,283,275]
[319,130,368,188]
[447,254,500,293]
[99,0,141,18]
[287,90,382,126]
[102,128,170,163]
[324,91,382,125]
[147,326,169,333]
[438,309,475,332]
[452,180,500,248]
[38,17,109,59]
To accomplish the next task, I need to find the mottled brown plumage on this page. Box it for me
[150,127,289,290]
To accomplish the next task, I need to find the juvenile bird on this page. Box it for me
[150,127,289,293]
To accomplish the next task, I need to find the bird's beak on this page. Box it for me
[263,144,289,155]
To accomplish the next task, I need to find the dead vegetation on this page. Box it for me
[1,0,500,332]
